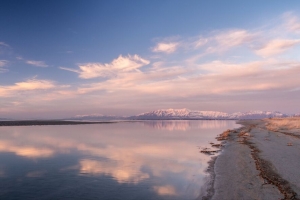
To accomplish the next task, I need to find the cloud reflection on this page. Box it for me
[0,121,239,199]
[153,185,177,196]
[79,159,149,184]
[0,141,54,158]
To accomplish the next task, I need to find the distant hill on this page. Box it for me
[293,113,300,117]
[70,108,290,121]
[129,109,288,120]
[67,114,126,121]
[0,118,9,121]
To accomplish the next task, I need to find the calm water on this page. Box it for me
[0,120,239,200]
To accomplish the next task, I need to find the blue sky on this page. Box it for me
[1,1,300,118]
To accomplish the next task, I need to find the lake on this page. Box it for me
[0,120,239,200]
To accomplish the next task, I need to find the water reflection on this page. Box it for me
[0,120,239,200]
[26,170,46,178]
[142,120,234,131]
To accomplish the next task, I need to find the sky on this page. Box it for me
[1,0,300,119]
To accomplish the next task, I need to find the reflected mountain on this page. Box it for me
[141,120,232,131]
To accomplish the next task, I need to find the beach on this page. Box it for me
[203,118,300,200]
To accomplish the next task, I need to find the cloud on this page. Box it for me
[0,42,11,55]
[0,60,8,67]
[62,54,150,79]
[0,78,56,97]
[152,42,180,54]
[0,42,10,47]
[26,60,48,67]
[212,29,255,51]
[283,12,300,34]
[59,67,80,73]
[0,63,8,73]
[194,37,208,48]
[76,63,191,94]
[13,79,55,90]
[255,39,300,57]
[192,29,257,56]
[76,59,300,105]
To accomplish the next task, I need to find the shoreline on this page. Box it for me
[202,118,300,200]
[0,120,115,126]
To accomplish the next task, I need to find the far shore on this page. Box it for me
[201,117,300,200]
[0,119,262,127]
[0,120,115,126]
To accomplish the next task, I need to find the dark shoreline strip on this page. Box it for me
[270,130,300,139]
[0,120,115,126]
[242,133,299,200]
[201,157,217,200]
[200,129,233,200]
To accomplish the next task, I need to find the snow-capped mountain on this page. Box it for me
[230,111,288,119]
[292,113,300,117]
[129,108,230,119]
[129,109,289,120]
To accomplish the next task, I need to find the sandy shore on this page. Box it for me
[202,118,300,200]
[0,120,114,126]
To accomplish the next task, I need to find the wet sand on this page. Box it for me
[0,120,114,126]
[203,118,300,200]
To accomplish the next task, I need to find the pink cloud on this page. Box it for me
[152,42,180,54]
[61,54,150,79]
[26,60,48,67]
[255,39,300,57]
[283,12,300,34]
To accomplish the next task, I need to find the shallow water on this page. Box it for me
[0,120,239,200]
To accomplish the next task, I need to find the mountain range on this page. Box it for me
[70,108,292,120]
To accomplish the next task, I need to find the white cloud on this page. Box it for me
[195,29,257,56]
[194,37,208,48]
[76,59,300,104]
[14,79,54,90]
[152,42,179,54]
[0,78,56,97]
[283,12,300,34]
[213,29,255,50]
[189,29,256,54]
[26,60,48,67]
[59,67,80,73]
[64,54,150,79]
[0,60,7,67]
[76,63,191,94]
[256,39,300,57]
[0,42,10,47]
[0,60,8,73]
[0,42,11,55]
